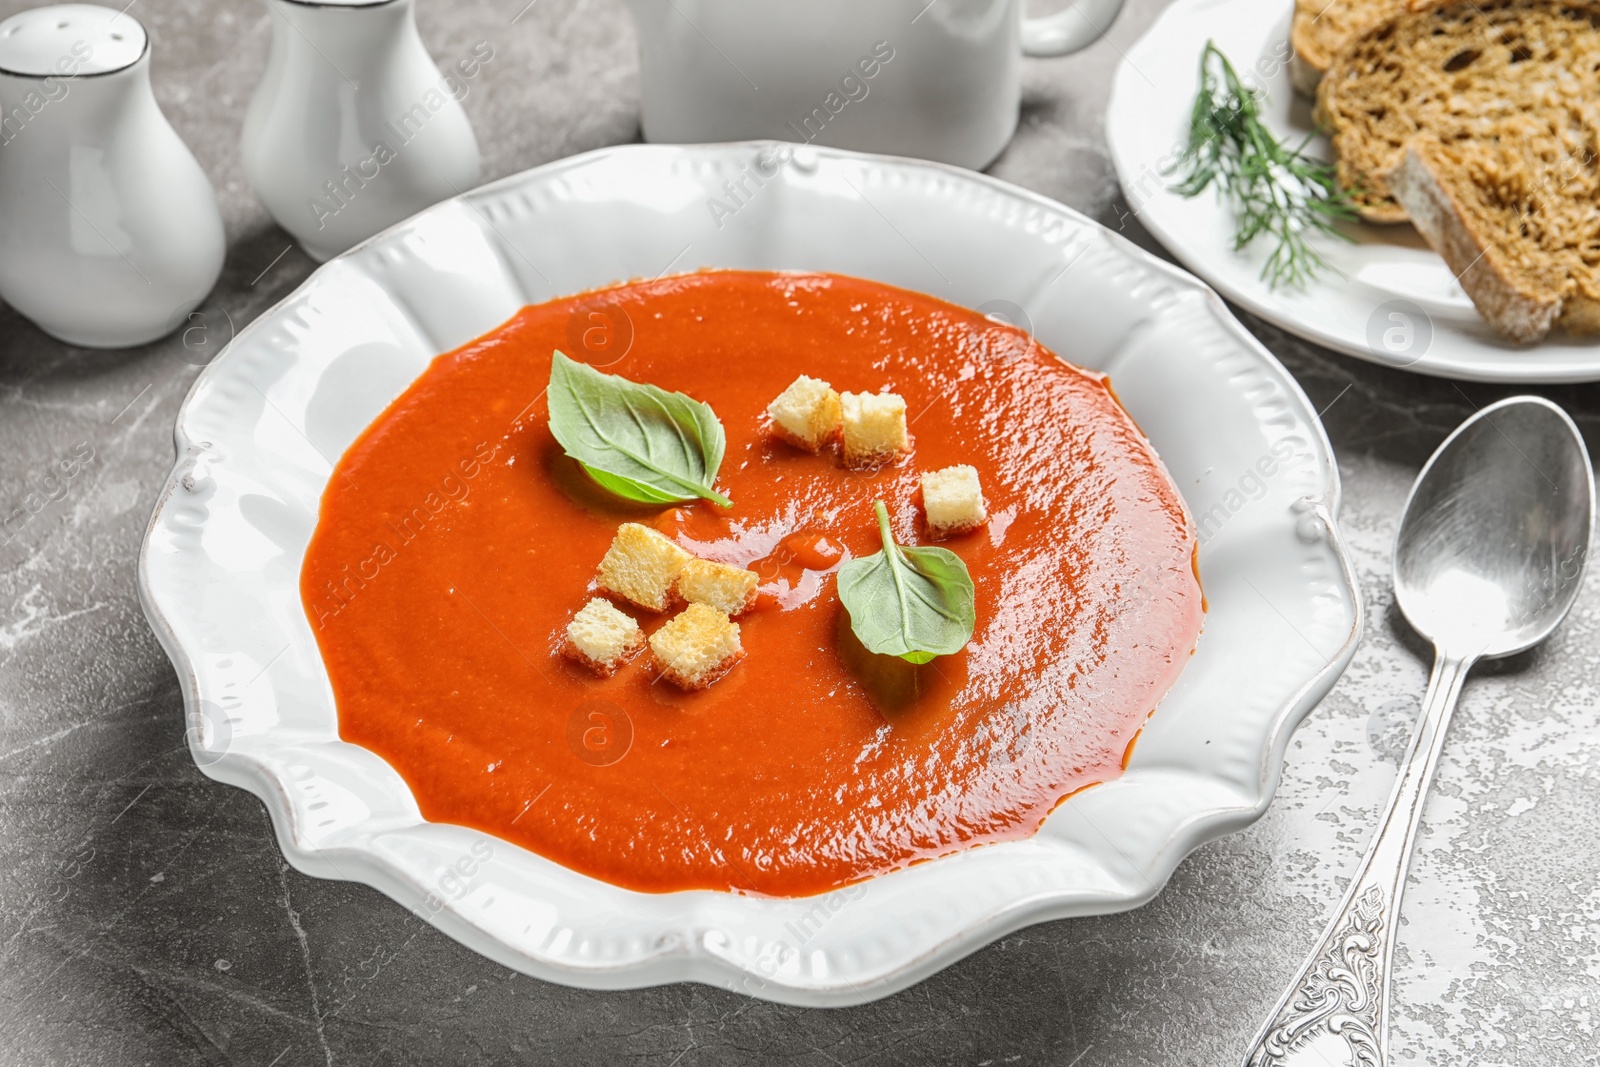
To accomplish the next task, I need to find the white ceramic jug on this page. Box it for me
[0,4,225,349]
[624,0,1126,170]
[242,0,481,262]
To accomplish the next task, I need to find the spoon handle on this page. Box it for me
[1241,650,1473,1067]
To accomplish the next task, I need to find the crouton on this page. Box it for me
[562,598,645,675]
[840,391,909,468]
[675,558,759,616]
[767,375,843,452]
[648,602,744,690]
[920,465,987,539]
[597,523,692,611]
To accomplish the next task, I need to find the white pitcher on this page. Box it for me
[0,4,225,349]
[242,0,481,262]
[624,0,1126,170]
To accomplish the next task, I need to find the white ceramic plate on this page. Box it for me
[139,141,1360,1006]
[1106,0,1600,383]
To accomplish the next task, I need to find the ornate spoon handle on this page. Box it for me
[1241,651,1474,1067]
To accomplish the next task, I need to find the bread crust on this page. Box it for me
[1287,27,1324,98]
[1290,0,1407,99]
[561,640,631,677]
[1313,71,1405,221]
[769,422,832,454]
[652,647,744,691]
[1389,141,1562,343]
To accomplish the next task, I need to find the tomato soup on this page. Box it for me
[301,271,1202,897]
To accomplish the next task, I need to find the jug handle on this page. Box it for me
[1021,0,1126,56]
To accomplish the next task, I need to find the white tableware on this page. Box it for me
[241,0,480,263]
[625,0,1126,170]
[1105,0,1600,383]
[139,141,1360,1006]
[0,4,224,349]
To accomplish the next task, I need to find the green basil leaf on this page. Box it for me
[546,350,732,508]
[837,500,976,664]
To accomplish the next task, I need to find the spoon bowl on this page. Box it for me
[1395,396,1594,658]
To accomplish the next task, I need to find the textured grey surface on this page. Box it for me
[2,0,1598,1064]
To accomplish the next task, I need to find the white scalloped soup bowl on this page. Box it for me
[139,142,1360,1006]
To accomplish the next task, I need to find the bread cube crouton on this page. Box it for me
[596,523,692,612]
[562,598,645,675]
[840,391,909,468]
[767,375,843,452]
[675,558,759,616]
[921,465,987,538]
[648,603,744,690]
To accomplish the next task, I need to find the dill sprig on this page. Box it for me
[1167,41,1356,289]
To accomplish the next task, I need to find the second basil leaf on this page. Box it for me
[837,499,976,664]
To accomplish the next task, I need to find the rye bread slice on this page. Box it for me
[1392,136,1600,343]
[1317,0,1600,224]
[1288,0,1404,97]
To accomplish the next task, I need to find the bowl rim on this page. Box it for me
[138,139,1363,1006]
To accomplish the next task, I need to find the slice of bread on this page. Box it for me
[1323,0,1600,340]
[1318,0,1600,225]
[1289,0,1403,97]
[1392,136,1600,343]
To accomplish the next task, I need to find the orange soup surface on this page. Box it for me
[301,271,1203,897]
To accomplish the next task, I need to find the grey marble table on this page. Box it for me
[3,1,1598,1064]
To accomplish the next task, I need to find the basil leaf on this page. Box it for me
[546,350,732,508]
[837,500,976,664]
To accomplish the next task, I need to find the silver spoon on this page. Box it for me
[1242,396,1594,1067]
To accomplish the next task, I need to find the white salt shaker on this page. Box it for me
[0,4,226,349]
[242,0,481,262]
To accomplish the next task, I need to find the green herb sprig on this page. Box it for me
[546,350,732,508]
[836,500,976,664]
[1167,41,1356,288]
